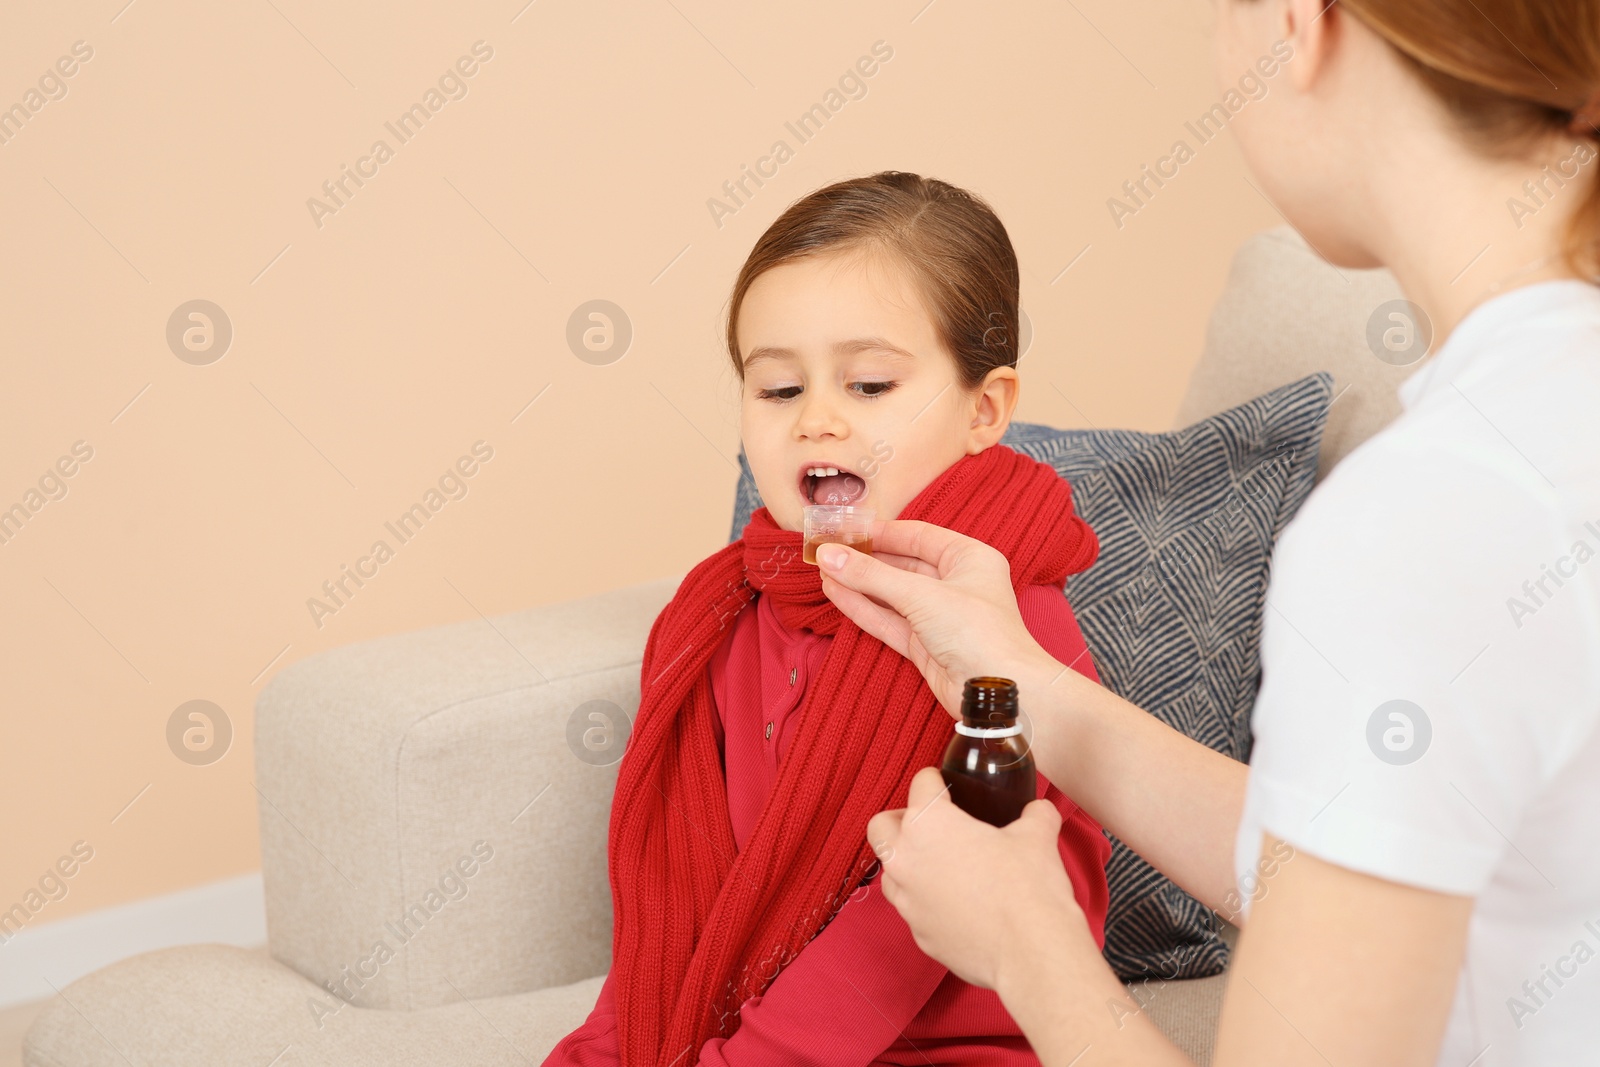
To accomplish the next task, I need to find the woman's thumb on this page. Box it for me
[818,541,912,609]
[1016,797,1063,837]
[816,542,850,570]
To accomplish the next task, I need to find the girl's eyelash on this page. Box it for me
[756,382,898,401]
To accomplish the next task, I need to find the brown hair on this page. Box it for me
[1338,0,1600,275]
[724,171,1020,392]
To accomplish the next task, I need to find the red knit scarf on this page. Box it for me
[607,443,1099,1067]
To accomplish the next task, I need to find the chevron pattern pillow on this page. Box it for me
[728,372,1332,981]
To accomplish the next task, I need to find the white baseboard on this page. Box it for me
[0,872,266,1009]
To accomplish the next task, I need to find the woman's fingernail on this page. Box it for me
[818,544,847,570]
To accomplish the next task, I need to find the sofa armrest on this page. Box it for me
[254,575,682,1010]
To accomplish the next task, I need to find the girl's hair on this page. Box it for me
[1337,0,1600,275]
[725,171,1020,392]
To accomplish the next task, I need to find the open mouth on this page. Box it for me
[797,462,868,506]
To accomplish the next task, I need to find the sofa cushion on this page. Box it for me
[728,373,1332,981]
[23,944,605,1067]
[1175,225,1408,481]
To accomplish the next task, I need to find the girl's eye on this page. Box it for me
[753,381,898,401]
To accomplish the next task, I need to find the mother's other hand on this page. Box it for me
[867,766,1091,993]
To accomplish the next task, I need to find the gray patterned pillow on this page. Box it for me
[728,373,1332,981]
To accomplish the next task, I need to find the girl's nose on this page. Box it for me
[794,388,849,439]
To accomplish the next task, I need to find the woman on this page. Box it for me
[815,0,1600,1063]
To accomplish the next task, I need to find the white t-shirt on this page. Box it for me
[1234,279,1600,1066]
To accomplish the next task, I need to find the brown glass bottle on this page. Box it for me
[940,676,1036,827]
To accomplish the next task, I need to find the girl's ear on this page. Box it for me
[966,366,1019,450]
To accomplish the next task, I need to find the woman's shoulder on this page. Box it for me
[1267,427,1600,677]
[1273,416,1583,603]
[1251,376,1600,869]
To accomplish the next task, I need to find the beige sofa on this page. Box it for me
[24,226,1409,1067]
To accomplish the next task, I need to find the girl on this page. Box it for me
[543,171,1110,1067]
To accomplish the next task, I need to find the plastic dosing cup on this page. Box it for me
[802,504,875,564]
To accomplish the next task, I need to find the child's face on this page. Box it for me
[737,248,1015,533]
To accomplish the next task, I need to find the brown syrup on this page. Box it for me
[802,533,874,564]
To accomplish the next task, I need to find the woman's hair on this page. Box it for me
[724,171,1020,392]
[1337,0,1600,275]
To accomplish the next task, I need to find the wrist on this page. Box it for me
[993,900,1063,1007]
[1013,647,1079,782]
[993,898,1103,1037]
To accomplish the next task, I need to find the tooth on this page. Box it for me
[824,467,838,476]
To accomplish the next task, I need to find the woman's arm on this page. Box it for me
[1016,651,1249,922]
[820,525,1246,917]
[1209,837,1471,1067]
[870,771,1473,1067]
[995,835,1473,1067]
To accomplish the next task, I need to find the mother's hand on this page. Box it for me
[817,519,1055,718]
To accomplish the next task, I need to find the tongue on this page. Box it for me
[814,472,866,505]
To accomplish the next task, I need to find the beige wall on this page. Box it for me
[0,0,1276,925]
